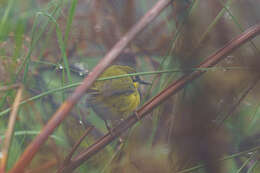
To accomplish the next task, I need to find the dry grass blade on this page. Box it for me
[57,126,93,173]
[0,85,23,173]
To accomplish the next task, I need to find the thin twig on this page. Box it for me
[9,0,173,172]
[57,126,93,173]
[0,85,23,173]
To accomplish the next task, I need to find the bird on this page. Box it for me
[86,65,148,131]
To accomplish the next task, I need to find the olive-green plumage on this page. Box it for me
[87,65,141,127]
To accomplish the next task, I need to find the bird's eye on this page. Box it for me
[132,76,139,83]
[132,76,152,85]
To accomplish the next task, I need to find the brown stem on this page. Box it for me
[1,85,23,172]
[57,126,93,173]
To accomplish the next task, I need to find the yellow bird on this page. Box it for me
[87,65,147,130]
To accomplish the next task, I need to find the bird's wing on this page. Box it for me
[101,78,136,97]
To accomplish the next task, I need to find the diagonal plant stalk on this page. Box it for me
[0,85,23,172]
[57,126,93,173]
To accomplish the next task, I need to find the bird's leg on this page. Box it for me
[104,120,115,136]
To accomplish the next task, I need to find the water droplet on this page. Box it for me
[72,62,88,76]
[247,152,254,155]
[223,11,232,20]
[58,64,63,70]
